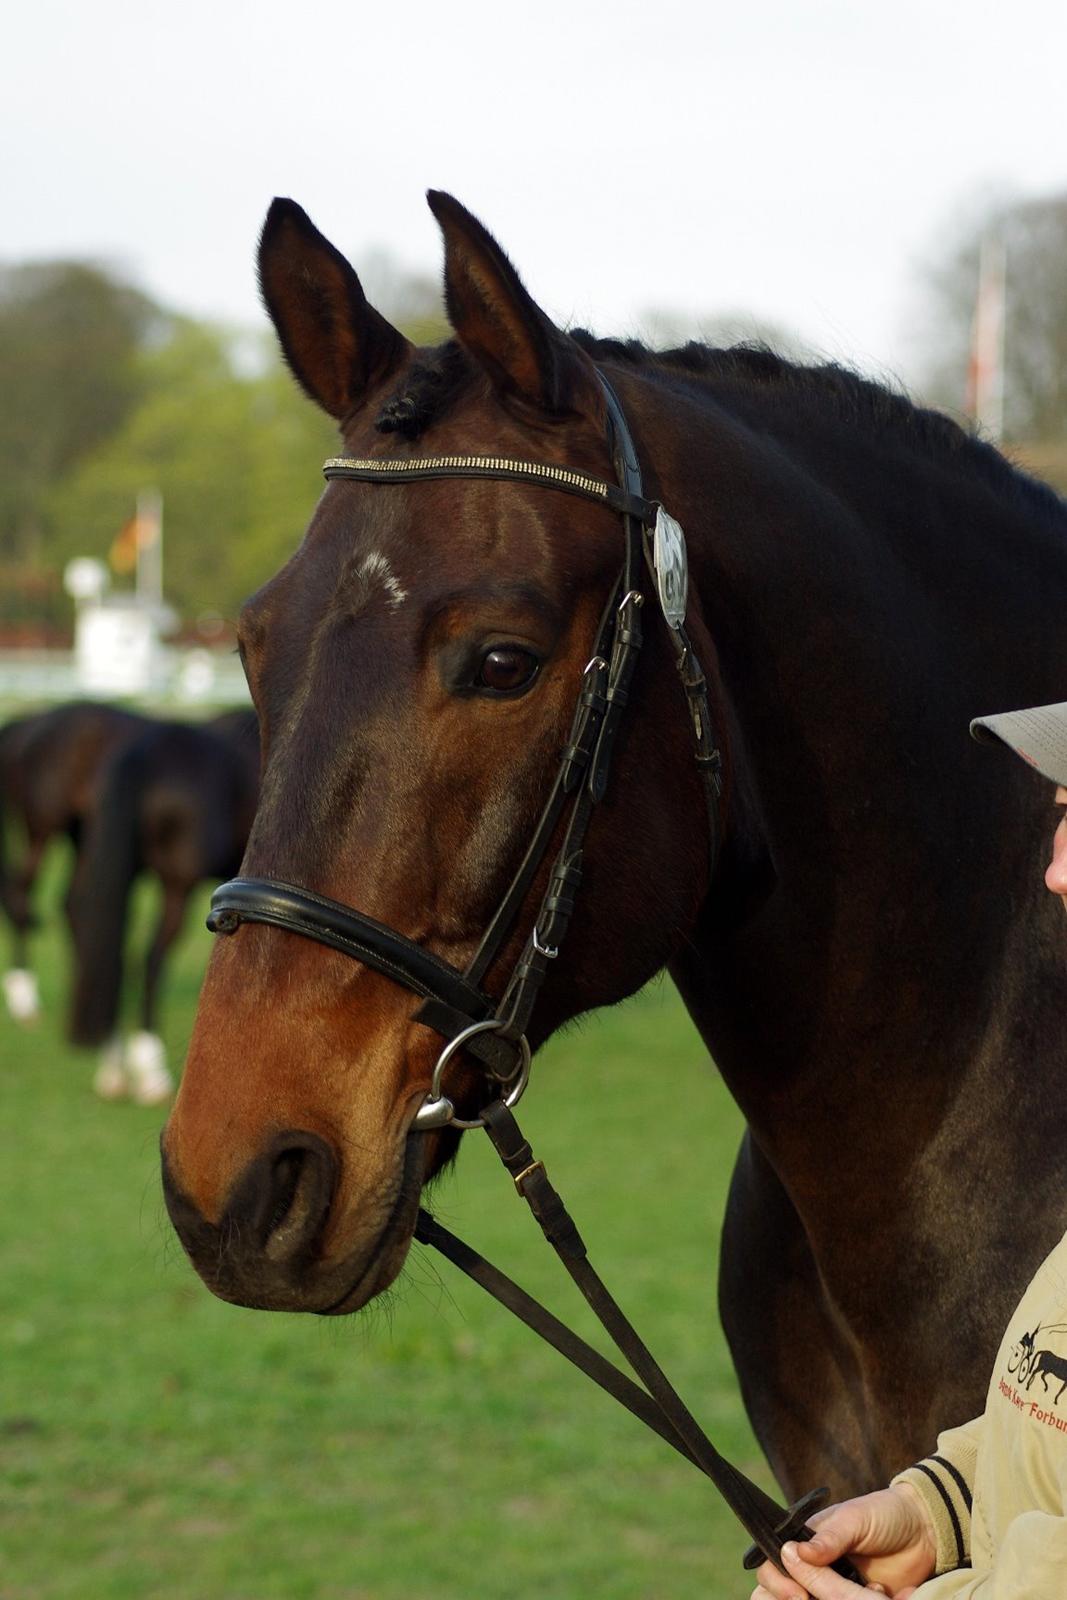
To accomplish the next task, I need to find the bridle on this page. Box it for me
[208,373,724,1128]
[203,373,864,1586]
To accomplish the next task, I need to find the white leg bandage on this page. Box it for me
[125,1031,174,1106]
[2,968,41,1024]
[93,1036,129,1101]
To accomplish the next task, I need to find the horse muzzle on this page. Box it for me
[160,1126,425,1314]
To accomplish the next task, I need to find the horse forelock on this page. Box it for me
[374,339,476,440]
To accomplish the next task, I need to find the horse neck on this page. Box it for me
[614,360,1067,1149]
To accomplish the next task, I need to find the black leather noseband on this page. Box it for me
[208,878,493,1022]
[208,373,723,1118]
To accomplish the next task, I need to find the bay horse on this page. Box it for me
[0,700,150,1023]
[68,710,259,1103]
[161,191,1067,1504]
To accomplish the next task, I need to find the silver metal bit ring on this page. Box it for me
[413,1019,532,1131]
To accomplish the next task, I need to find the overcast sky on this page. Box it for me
[5,0,1065,391]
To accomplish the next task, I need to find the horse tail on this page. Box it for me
[67,736,148,1047]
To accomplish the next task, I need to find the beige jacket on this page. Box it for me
[891,1230,1067,1596]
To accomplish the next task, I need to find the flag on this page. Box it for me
[108,504,160,575]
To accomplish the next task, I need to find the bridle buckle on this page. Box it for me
[532,926,559,960]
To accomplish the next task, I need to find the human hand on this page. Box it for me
[748,1483,937,1599]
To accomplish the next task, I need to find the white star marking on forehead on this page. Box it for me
[356,551,408,610]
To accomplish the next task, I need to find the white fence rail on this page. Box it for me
[0,648,251,713]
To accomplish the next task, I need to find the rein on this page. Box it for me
[206,373,864,1585]
[415,1102,864,1585]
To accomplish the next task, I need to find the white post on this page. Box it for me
[135,488,164,609]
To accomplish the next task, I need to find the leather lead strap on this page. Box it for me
[416,1101,868,1587]
[413,1208,710,1467]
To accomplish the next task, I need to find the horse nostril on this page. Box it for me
[225,1132,338,1264]
[263,1136,338,1262]
[265,1149,306,1237]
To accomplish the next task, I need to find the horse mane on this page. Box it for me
[375,332,1065,524]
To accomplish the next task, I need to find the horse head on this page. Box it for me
[161,194,716,1316]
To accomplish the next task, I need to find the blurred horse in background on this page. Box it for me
[0,701,150,1024]
[69,711,259,1104]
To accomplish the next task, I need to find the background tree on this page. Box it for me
[0,262,165,566]
[43,277,450,624]
[44,322,336,622]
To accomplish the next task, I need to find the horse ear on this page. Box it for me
[258,199,411,420]
[426,190,598,415]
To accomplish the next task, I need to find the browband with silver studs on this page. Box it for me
[322,454,659,525]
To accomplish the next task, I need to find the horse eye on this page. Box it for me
[475,647,540,694]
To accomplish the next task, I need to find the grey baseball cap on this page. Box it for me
[970,701,1067,786]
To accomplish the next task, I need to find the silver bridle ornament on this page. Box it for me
[652,506,689,629]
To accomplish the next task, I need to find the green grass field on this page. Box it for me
[0,861,771,1599]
